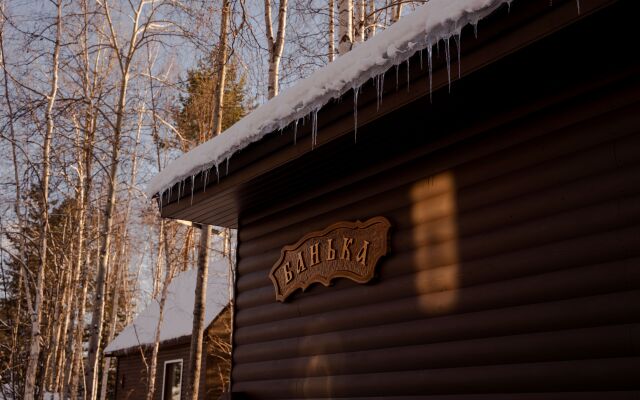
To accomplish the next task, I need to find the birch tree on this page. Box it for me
[338,0,353,54]
[188,4,231,395]
[354,0,365,43]
[86,0,180,397]
[264,0,288,98]
[24,0,62,396]
[328,0,335,61]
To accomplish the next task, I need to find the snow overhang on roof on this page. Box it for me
[104,259,230,354]
[146,0,512,199]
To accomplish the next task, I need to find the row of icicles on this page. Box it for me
[158,0,581,209]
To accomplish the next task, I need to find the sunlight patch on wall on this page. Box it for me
[410,171,460,313]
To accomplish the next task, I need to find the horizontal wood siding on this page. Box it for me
[231,2,640,398]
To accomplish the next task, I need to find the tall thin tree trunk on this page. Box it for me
[186,226,210,400]
[67,3,101,396]
[186,10,229,394]
[210,0,230,138]
[146,222,174,400]
[328,0,335,61]
[391,0,403,23]
[86,0,146,395]
[68,110,96,400]
[366,0,376,38]
[24,1,61,397]
[85,76,126,400]
[338,0,353,54]
[354,0,365,43]
[99,104,142,400]
[1,8,27,395]
[98,261,121,400]
[264,0,288,98]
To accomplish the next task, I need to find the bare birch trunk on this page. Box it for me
[328,0,335,62]
[69,110,96,400]
[338,0,353,54]
[264,0,288,98]
[47,263,73,394]
[1,9,28,395]
[24,1,61,397]
[86,1,144,396]
[146,221,174,400]
[210,0,230,138]
[354,0,365,43]
[67,3,101,396]
[186,5,231,390]
[98,104,142,400]
[85,80,125,399]
[98,262,121,400]
[391,0,403,23]
[366,0,376,38]
[186,226,210,400]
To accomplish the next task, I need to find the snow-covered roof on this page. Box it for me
[147,0,510,197]
[105,259,230,354]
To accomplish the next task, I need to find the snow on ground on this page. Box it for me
[146,0,512,198]
[104,259,231,353]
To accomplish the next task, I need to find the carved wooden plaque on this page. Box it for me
[269,216,391,302]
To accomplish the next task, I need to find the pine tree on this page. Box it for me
[174,58,247,149]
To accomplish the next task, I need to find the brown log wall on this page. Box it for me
[230,1,640,398]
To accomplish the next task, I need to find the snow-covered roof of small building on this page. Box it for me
[147,0,511,197]
[105,259,230,354]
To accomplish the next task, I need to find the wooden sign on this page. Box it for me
[269,217,391,302]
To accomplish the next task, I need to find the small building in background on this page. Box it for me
[105,259,231,400]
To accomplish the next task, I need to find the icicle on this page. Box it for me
[378,72,385,109]
[419,50,423,70]
[395,64,400,91]
[215,162,220,183]
[190,175,195,205]
[203,169,209,192]
[375,75,380,110]
[427,43,433,103]
[353,86,360,143]
[374,72,386,111]
[226,157,230,176]
[293,119,298,145]
[406,59,410,92]
[311,109,319,148]
[454,33,461,79]
[445,37,451,93]
[576,0,580,14]
[177,180,181,204]
[473,22,479,39]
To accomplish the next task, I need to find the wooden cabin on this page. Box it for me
[149,0,640,398]
[105,261,231,400]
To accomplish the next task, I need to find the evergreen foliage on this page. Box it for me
[174,57,247,149]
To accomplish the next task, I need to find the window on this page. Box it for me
[162,359,183,400]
